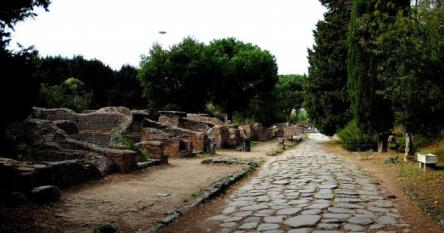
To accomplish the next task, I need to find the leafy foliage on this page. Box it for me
[338,120,377,151]
[207,38,278,122]
[138,37,278,123]
[347,0,409,146]
[138,38,211,113]
[37,78,93,112]
[305,0,352,136]
[34,56,146,109]
[274,74,305,123]
[378,4,444,138]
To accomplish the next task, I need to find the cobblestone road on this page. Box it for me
[208,134,410,233]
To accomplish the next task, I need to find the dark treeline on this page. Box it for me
[34,55,146,111]
[306,0,444,155]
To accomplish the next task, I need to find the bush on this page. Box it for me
[37,77,93,112]
[232,112,255,125]
[114,132,148,162]
[337,120,377,151]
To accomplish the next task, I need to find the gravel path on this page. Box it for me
[208,134,411,233]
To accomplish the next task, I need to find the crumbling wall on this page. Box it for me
[141,119,207,156]
[5,118,137,175]
[177,118,210,132]
[32,107,131,147]
[158,111,187,126]
[186,113,223,127]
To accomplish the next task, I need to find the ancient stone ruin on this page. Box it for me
[1,106,307,204]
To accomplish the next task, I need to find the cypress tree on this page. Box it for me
[347,0,410,152]
[305,0,352,136]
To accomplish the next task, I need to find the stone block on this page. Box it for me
[104,149,137,172]
[138,141,168,164]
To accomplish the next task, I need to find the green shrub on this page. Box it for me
[205,103,224,120]
[232,112,255,125]
[37,77,93,112]
[114,131,149,161]
[337,120,377,151]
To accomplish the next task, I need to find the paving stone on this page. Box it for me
[255,209,275,217]
[257,223,279,231]
[220,222,237,228]
[328,207,354,214]
[208,138,409,233]
[307,203,330,209]
[315,193,334,199]
[239,222,258,230]
[263,216,284,223]
[301,208,322,215]
[276,207,301,215]
[323,213,351,220]
[223,206,237,214]
[234,211,253,217]
[316,223,340,230]
[377,216,398,225]
[344,223,365,231]
[241,204,269,211]
[369,224,385,230]
[287,228,313,233]
[312,231,343,233]
[284,215,321,228]
[223,216,243,223]
[243,217,261,223]
[262,230,284,233]
[347,216,373,225]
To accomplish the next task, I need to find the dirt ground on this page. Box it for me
[324,140,443,233]
[0,141,278,233]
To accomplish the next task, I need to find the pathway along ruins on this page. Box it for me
[163,134,422,233]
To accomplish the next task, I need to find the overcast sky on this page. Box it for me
[11,0,325,75]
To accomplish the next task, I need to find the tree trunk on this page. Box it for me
[226,111,233,123]
[285,111,291,123]
[404,132,413,162]
[377,133,388,153]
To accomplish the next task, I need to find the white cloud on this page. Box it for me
[11,0,325,74]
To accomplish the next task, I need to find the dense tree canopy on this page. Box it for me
[305,0,352,136]
[207,38,278,121]
[274,74,305,123]
[138,38,211,113]
[138,37,278,121]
